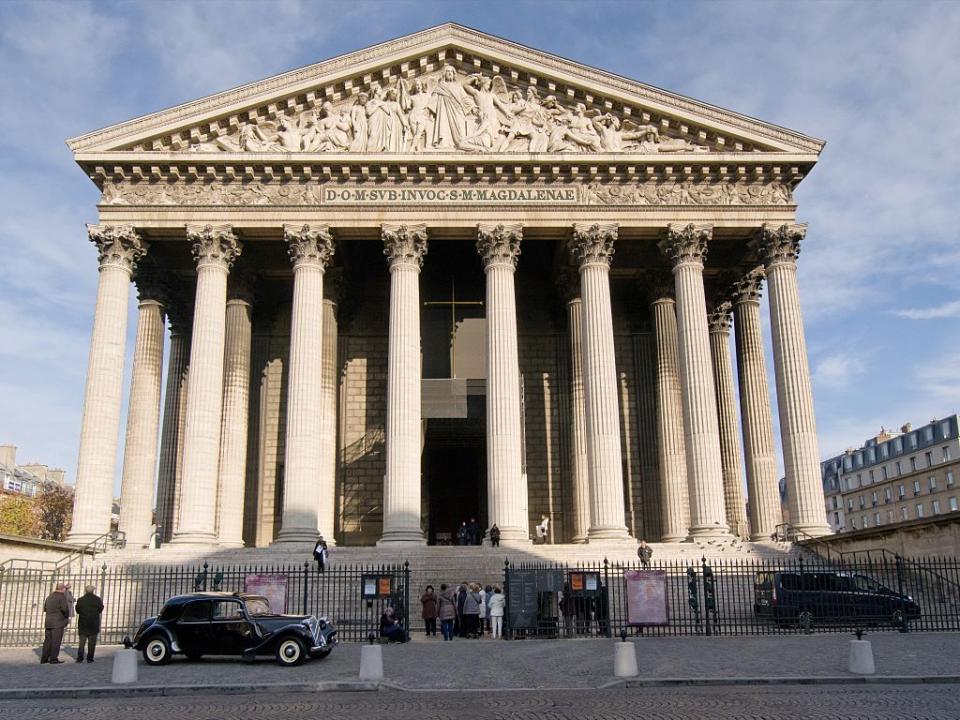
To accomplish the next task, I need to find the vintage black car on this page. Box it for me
[133,592,336,666]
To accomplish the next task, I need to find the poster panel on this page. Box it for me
[625,570,668,626]
[245,574,288,615]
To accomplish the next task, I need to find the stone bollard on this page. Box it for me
[613,632,638,678]
[112,648,139,684]
[848,639,875,675]
[359,633,383,682]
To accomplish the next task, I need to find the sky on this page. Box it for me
[0,0,958,494]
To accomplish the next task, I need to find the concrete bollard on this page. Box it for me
[848,639,875,675]
[359,643,383,681]
[111,648,139,684]
[613,640,639,678]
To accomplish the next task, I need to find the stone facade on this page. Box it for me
[64,24,830,550]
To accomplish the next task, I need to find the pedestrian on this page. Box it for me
[437,584,457,641]
[74,584,104,663]
[468,517,481,546]
[462,583,482,638]
[535,515,549,544]
[420,585,438,637]
[456,522,469,546]
[313,535,328,573]
[560,584,577,638]
[637,539,653,568]
[379,606,405,643]
[487,586,505,639]
[40,583,69,664]
[483,585,494,633]
[455,583,468,637]
[477,584,487,637]
[489,524,501,547]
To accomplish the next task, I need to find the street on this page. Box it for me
[0,685,957,720]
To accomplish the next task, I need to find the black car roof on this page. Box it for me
[164,592,266,605]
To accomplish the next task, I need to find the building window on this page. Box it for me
[887,510,895,523]
[950,497,958,512]
[833,512,840,526]
[941,421,951,438]
[833,496,839,509]
[869,469,875,483]
[929,475,937,491]
[910,456,918,472]
[901,507,909,521]
[868,448,876,463]
[933,500,941,514]
[925,451,933,467]
[847,498,854,512]
[913,479,922,495]
[857,473,862,487]
[882,465,889,480]
[948,471,955,487]
[898,484,906,499]
[910,433,919,449]
[856,452,864,467]
[844,456,853,471]
[871,491,878,506]
[895,438,904,453]
[851,518,858,530]
[881,444,890,459]
[944,446,952,462]
[884,488,892,503]
[916,503,925,518]
[874,512,881,525]
[859,495,865,509]
[895,461,902,476]
[924,426,934,442]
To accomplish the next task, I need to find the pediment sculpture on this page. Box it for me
[191,65,711,155]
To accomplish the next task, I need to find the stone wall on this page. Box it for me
[805,515,960,558]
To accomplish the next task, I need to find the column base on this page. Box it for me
[170,531,218,546]
[659,533,688,543]
[570,534,589,544]
[65,531,107,547]
[751,531,776,542]
[791,522,833,538]
[217,540,246,549]
[377,530,426,546]
[491,526,530,542]
[275,528,319,544]
[687,524,734,540]
[587,526,634,543]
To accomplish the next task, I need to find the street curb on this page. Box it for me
[0,680,379,701]
[621,675,960,688]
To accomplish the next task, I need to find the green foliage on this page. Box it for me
[0,494,40,537]
[34,486,74,542]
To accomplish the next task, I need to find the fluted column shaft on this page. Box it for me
[216,283,253,548]
[68,225,146,544]
[117,283,166,548]
[570,224,630,541]
[659,224,730,538]
[276,226,334,543]
[156,317,190,544]
[732,268,782,539]
[379,224,428,545]
[173,225,241,544]
[478,224,528,542]
[708,304,749,539]
[650,294,690,542]
[318,294,339,544]
[566,294,590,543]
[756,224,831,536]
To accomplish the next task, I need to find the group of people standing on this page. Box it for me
[421,583,506,640]
[455,520,501,547]
[40,583,104,665]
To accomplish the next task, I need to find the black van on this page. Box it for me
[754,571,921,628]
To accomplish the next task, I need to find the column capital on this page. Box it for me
[658,223,712,268]
[133,264,169,307]
[284,224,335,270]
[476,223,523,269]
[88,224,148,275]
[730,265,766,305]
[382,223,428,269]
[187,224,241,271]
[707,301,733,335]
[752,222,807,268]
[569,222,618,268]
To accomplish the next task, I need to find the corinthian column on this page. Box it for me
[173,224,241,545]
[318,271,342,544]
[216,273,254,547]
[570,224,631,541]
[731,267,782,539]
[658,223,730,539]
[753,223,831,536]
[379,224,428,545]
[707,300,748,539]
[647,276,690,542]
[117,269,167,548]
[559,272,590,543]
[277,225,334,543]
[477,224,528,543]
[68,225,147,544]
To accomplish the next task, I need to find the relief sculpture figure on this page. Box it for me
[401,78,434,152]
[460,74,511,151]
[428,65,475,149]
[348,92,370,152]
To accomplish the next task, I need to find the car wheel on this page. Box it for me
[275,637,306,667]
[142,636,172,666]
[797,609,814,632]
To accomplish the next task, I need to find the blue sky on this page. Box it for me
[1,0,958,494]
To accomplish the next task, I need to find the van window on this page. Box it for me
[854,575,883,593]
[779,573,801,591]
[755,573,772,590]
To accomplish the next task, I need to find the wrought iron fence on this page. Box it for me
[0,561,410,648]
[504,555,960,639]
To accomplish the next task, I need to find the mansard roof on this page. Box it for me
[67,23,824,161]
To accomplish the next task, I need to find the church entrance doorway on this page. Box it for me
[423,418,486,546]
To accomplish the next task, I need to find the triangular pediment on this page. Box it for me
[68,24,823,158]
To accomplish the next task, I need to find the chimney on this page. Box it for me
[901,422,913,433]
[21,463,48,481]
[0,445,15,468]
[47,468,65,485]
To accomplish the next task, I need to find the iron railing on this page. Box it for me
[0,560,409,647]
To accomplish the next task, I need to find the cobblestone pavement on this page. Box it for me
[0,686,958,719]
[2,633,959,691]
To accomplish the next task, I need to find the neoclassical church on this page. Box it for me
[65,24,830,550]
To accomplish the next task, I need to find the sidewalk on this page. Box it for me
[1,633,958,698]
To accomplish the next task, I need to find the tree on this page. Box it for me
[0,493,40,537]
[34,486,74,542]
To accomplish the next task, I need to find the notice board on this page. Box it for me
[245,574,288,614]
[624,569,668,626]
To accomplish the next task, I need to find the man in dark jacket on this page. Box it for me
[40,583,69,664]
[75,585,104,663]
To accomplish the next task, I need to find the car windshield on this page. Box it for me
[244,597,273,616]
[854,575,884,593]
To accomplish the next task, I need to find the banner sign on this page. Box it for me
[244,574,288,615]
[322,186,579,205]
[625,569,669,626]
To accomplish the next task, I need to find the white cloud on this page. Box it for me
[896,300,960,320]
[813,352,867,392]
